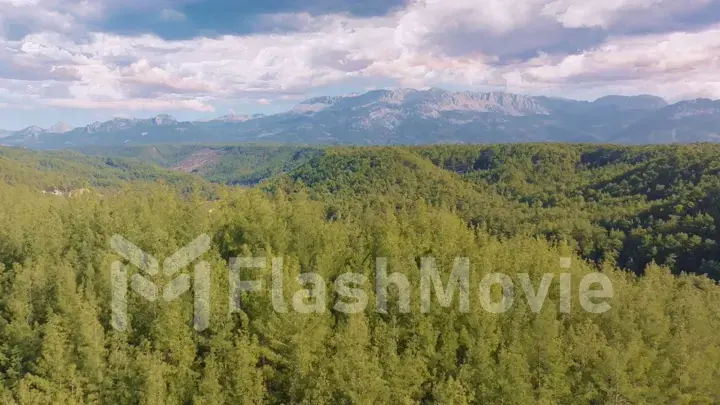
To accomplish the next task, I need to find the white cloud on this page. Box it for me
[542,0,711,29]
[395,0,544,51]
[503,26,720,100]
[0,2,75,36]
[1,0,720,116]
[120,59,214,93]
[46,97,215,111]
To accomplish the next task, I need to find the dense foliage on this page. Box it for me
[274,144,720,279]
[0,143,719,404]
[0,146,207,192]
[78,145,322,186]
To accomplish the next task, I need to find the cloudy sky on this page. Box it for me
[1,0,719,129]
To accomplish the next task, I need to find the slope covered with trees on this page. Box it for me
[0,143,719,404]
[78,145,322,186]
[1,180,719,404]
[275,144,720,278]
[0,146,208,192]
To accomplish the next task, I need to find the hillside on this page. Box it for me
[274,144,720,278]
[0,146,209,191]
[77,145,323,185]
[3,142,718,279]
[1,143,719,404]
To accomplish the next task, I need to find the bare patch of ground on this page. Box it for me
[173,149,223,173]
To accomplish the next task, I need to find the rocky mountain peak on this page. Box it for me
[376,88,419,104]
[293,96,348,113]
[667,99,720,119]
[10,125,48,141]
[369,89,552,116]
[23,125,45,133]
[49,121,73,134]
[84,118,137,133]
[152,114,177,125]
[209,112,265,122]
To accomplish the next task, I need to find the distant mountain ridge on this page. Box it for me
[201,112,267,123]
[2,89,719,148]
[611,99,720,144]
[592,95,668,110]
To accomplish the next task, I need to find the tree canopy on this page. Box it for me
[1,143,719,404]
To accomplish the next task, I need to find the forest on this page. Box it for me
[0,143,719,404]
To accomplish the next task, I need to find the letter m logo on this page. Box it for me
[110,234,212,332]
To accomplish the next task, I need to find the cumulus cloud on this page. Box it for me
[520,28,720,82]
[502,26,720,99]
[542,0,712,29]
[120,59,214,94]
[1,0,720,116]
[0,0,104,38]
[0,57,82,81]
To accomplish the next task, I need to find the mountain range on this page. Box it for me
[2,89,720,148]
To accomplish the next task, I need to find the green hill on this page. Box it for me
[0,146,208,191]
[0,143,719,404]
[275,144,720,278]
[77,144,322,185]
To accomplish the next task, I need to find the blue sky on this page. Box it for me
[1,0,719,130]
